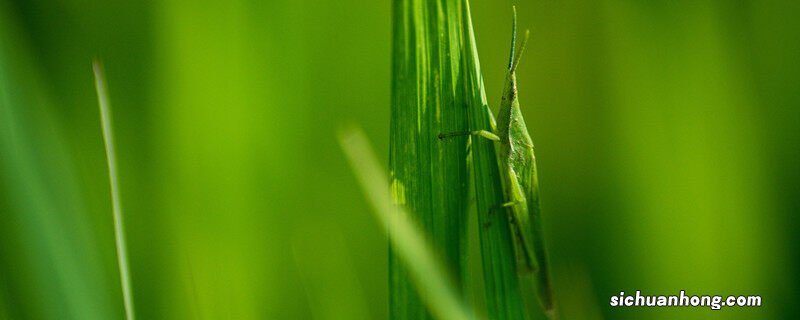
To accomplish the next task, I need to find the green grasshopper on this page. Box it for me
[439,8,556,319]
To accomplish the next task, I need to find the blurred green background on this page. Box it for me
[1,0,798,319]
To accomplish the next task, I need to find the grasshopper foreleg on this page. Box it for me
[437,130,500,142]
[487,200,523,215]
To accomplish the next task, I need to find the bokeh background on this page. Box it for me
[1,0,798,319]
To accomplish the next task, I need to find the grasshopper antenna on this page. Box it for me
[511,29,530,73]
[507,6,518,70]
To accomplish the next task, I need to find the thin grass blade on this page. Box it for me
[93,60,136,320]
[339,127,474,320]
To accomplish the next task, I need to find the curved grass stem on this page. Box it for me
[93,60,136,320]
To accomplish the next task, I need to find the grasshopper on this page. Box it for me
[439,8,556,319]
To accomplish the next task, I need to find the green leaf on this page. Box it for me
[390,0,472,319]
[460,3,529,320]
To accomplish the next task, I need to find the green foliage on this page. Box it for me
[390,1,542,319]
[340,127,473,320]
[0,0,798,319]
[459,3,529,319]
[389,0,472,319]
[0,7,117,319]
